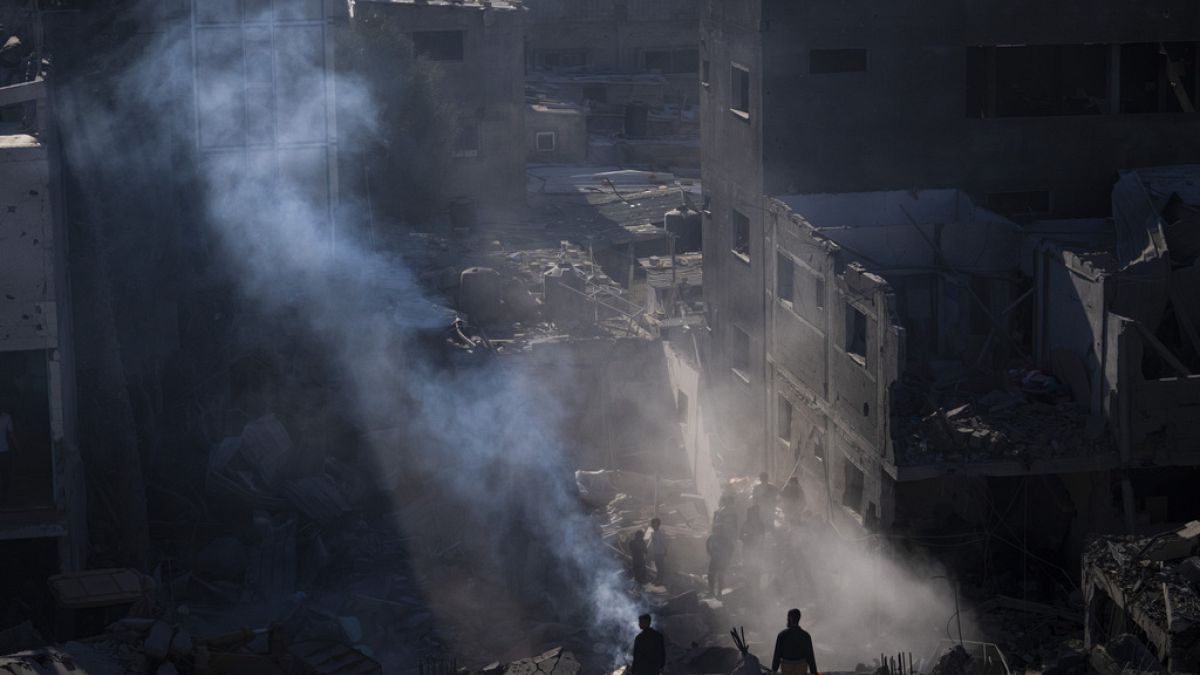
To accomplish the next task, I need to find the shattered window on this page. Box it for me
[731,64,750,116]
[413,31,464,62]
[732,209,750,260]
[777,394,793,442]
[842,458,865,513]
[965,44,1108,117]
[1120,42,1199,114]
[845,303,867,362]
[777,253,794,304]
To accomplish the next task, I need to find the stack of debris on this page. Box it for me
[1083,522,1200,674]
[894,384,1111,467]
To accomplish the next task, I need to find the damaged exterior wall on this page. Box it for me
[0,85,86,570]
[700,0,1200,527]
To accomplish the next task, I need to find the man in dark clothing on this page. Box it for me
[772,608,818,675]
[629,529,647,584]
[631,614,666,675]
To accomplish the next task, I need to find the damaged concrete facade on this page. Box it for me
[349,0,527,221]
[698,0,1200,538]
[0,66,86,571]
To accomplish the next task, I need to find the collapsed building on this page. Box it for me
[1084,522,1200,673]
[0,11,87,583]
[690,0,1200,556]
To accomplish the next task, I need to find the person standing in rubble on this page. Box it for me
[646,518,668,583]
[741,503,766,595]
[781,477,804,527]
[629,528,648,584]
[631,613,666,675]
[752,473,779,533]
[771,608,818,675]
[707,493,737,596]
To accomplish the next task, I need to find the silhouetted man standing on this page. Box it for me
[631,613,666,675]
[772,608,818,675]
[646,518,668,583]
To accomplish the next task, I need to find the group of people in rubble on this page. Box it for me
[632,609,819,675]
[626,473,806,594]
[708,472,807,598]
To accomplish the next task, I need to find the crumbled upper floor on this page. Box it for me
[1084,524,1200,673]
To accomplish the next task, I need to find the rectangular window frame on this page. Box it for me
[777,394,793,444]
[732,209,750,263]
[731,324,751,382]
[844,302,868,365]
[701,59,711,87]
[777,252,795,305]
[535,131,556,153]
[730,63,751,118]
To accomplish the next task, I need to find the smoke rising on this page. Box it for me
[92,1,639,665]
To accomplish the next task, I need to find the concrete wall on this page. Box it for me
[353,2,527,215]
[756,0,1200,217]
[764,199,905,529]
[0,133,84,568]
[526,106,588,164]
[698,0,766,473]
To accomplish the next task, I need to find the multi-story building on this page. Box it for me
[697,0,1200,544]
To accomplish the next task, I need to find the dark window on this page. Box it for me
[1119,42,1199,114]
[731,64,750,115]
[813,439,825,461]
[677,390,689,424]
[986,190,1051,217]
[732,209,750,260]
[582,84,608,104]
[845,303,867,361]
[701,59,711,86]
[810,48,868,74]
[413,31,464,61]
[643,48,699,74]
[535,131,556,152]
[814,275,825,310]
[966,44,1107,118]
[537,49,588,69]
[777,253,794,303]
[453,125,479,157]
[777,395,793,442]
[732,325,750,375]
[842,458,864,513]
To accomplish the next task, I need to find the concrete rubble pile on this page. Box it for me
[893,368,1111,466]
[1083,523,1200,674]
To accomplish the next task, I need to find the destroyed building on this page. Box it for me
[0,7,88,597]
[1084,523,1200,673]
[694,0,1200,549]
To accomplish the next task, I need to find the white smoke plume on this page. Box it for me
[88,0,640,666]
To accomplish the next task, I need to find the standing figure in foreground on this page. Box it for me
[646,518,668,583]
[631,613,667,675]
[707,494,737,596]
[772,608,818,675]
